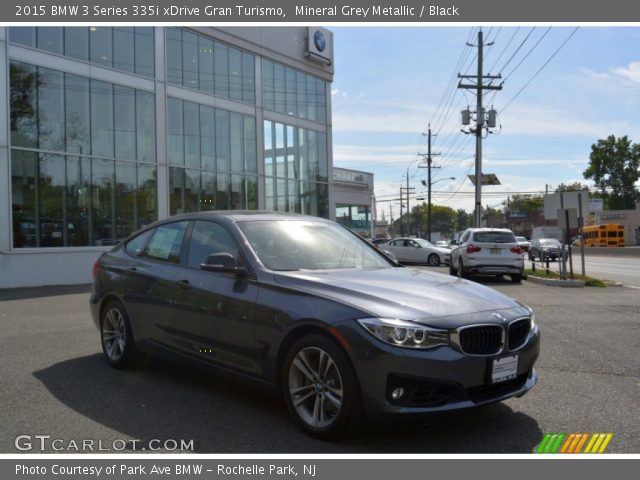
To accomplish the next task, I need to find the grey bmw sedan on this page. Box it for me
[90,211,539,438]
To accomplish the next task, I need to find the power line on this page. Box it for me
[499,27,580,114]
[503,27,552,79]
[488,27,520,74]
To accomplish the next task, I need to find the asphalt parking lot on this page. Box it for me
[1,270,638,453]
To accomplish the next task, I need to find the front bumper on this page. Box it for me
[337,320,540,419]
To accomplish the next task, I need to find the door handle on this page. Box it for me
[129,266,138,272]
[175,279,192,289]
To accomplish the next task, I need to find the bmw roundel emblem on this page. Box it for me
[493,312,507,322]
[314,30,326,52]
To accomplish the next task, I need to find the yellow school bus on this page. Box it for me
[580,224,624,247]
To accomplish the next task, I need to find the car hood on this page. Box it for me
[273,267,527,328]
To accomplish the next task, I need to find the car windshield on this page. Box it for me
[415,238,436,248]
[239,220,391,271]
[540,239,560,246]
[472,231,516,243]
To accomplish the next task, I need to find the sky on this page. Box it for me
[329,26,640,219]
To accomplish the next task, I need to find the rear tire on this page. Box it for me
[458,259,466,279]
[427,253,440,267]
[511,274,523,283]
[100,299,137,369]
[449,260,457,276]
[282,334,361,440]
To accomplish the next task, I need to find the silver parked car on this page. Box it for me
[383,237,451,266]
[449,228,524,283]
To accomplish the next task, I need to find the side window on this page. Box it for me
[187,220,238,269]
[142,221,189,263]
[125,229,153,256]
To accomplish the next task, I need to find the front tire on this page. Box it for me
[282,334,360,439]
[100,299,137,369]
[427,253,440,266]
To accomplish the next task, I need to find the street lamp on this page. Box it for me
[417,176,455,241]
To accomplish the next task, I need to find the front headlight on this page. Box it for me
[357,317,450,349]
[524,304,536,329]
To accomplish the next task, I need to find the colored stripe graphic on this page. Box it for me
[572,433,589,453]
[559,433,576,453]
[536,433,612,453]
[536,433,553,453]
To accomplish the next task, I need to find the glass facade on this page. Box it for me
[9,61,157,247]
[167,97,257,215]
[336,205,372,236]
[9,27,155,78]
[263,120,329,217]
[6,27,333,251]
[262,59,327,124]
[165,28,255,104]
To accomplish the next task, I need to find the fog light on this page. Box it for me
[391,387,405,400]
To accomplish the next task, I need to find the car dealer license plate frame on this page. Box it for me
[490,354,519,384]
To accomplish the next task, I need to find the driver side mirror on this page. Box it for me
[200,252,247,277]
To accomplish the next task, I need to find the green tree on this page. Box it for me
[392,203,457,237]
[502,194,543,214]
[455,208,473,231]
[555,181,590,192]
[584,135,640,210]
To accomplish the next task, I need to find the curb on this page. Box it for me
[526,275,585,288]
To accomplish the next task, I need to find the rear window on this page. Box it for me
[142,221,189,263]
[472,231,516,243]
[540,239,560,246]
[125,229,153,256]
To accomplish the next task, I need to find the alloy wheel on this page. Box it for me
[288,347,343,429]
[102,307,126,362]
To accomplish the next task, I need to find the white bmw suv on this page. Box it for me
[449,228,524,283]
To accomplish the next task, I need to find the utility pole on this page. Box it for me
[398,186,404,236]
[418,125,441,242]
[400,170,415,236]
[458,29,502,227]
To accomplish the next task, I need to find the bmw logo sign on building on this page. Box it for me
[314,30,326,52]
[306,27,333,66]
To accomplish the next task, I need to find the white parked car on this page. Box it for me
[515,236,531,252]
[435,240,451,249]
[449,228,524,283]
[383,237,451,266]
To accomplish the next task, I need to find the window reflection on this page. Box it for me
[10,27,155,78]
[262,120,329,218]
[163,28,255,105]
[262,59,327,124]
[10,61,157,248]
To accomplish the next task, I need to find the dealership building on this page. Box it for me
[0,26,354,288]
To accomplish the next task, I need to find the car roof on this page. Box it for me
[468,228,513,232]
[153,210,333,225]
